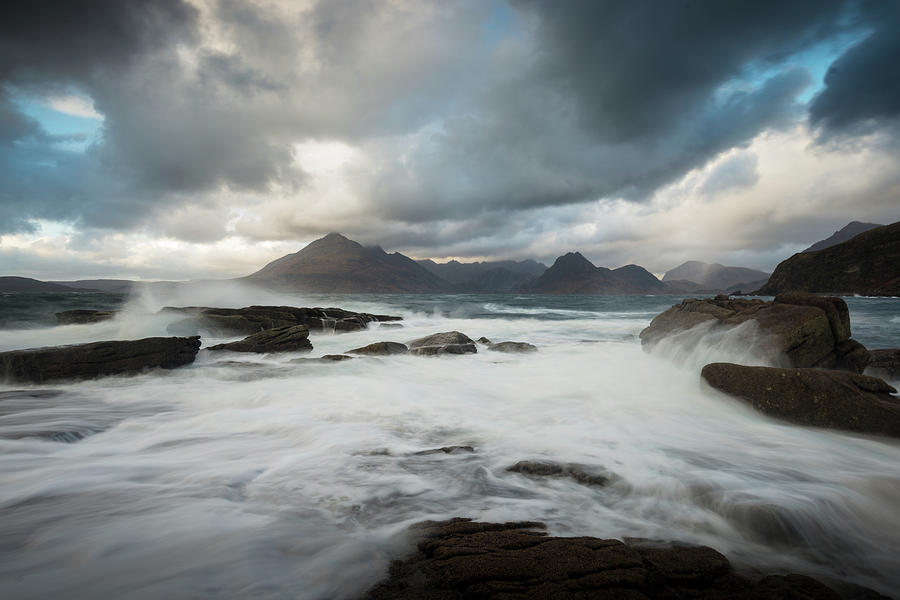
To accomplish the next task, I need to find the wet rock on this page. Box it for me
[0,336,201,383]
[866,349,900,380]
[478,336,493,344]
[346,341,408,356]
[507,460,614,487]
[701,362,900,438]
[413,445,475,456]
[640,295,867,370]
[407,331,477,356]
[378,322,404,329]
[488,341,538,353]
[208,325,313,353]
[361,518,843,600]
[55,309,118,325]
[162,305,401,336]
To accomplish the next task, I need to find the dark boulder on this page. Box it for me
[55,309,118,325]
[208,325,312,353]
[346,341,408,356]
[162,305,401,336]
[407,331,477,356]
[866,349,900,380]
[0,336,201,383]
[701,362,900,438]
[641,295,868,371]
[361,518,843,600]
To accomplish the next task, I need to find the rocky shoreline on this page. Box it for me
[641,292,900,439]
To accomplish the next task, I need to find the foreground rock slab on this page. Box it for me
[641,293,868,371]
[208,325,312,353]
[55,309,118,325]
[0,336,201,383]
[362,518,845,600]
[701,362,900,438]
[408,331,477,356]
[164,305,401,336]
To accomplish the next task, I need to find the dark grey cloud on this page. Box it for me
[0,0,898,264]
[809,2,900,134]
[515,0,847,142]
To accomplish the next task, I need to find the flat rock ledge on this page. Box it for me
[361,518,855,600]
[640,293,868,371]
[701,362,900,438]
[208,325,312,353]
[0,336,201,383]
[163,305,401,336]
[408,331,477,356]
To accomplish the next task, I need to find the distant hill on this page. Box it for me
[0,277,79,293]
[418,259,546,292]
[756,221,900,296]
[662,261,770,291]
[244,233,452,292]
[52,279,135,293]
[802,221,883,253]
[519,252,665,294]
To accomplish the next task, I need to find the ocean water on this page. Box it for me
[0,286,899,599]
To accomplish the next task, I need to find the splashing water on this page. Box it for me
[1,287,899,598]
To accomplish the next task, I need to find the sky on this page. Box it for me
[1,0,899,281]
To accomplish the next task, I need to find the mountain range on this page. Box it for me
[662,261,770,293]
[3,220,894,296]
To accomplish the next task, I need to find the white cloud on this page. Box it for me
[44,94,103,119]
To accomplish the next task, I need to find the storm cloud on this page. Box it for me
[1,0,898,278]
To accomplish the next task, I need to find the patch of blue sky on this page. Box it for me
[483,0,516,44]
[712,27,872,109]
[13,92,103,152]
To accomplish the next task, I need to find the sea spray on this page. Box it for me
[0,292,898,598]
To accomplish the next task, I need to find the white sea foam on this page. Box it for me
[0,291,899,598]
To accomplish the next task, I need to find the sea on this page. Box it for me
[1,285,899,599]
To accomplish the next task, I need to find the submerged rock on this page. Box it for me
[413,445,475,456]
[866,349,900,380]
[478,337,538,353]
[640,294,868,371]
[0,336,201,383]
[488,341,538,353]
[208,325,312,353]
[507,460,614,487]
[55,309,118,325]
[163,305,401,336]
[290,354,354,363]
[701,362,900,438]
[346,341,408,356]
[361,518,844,600]
[407,331,477,356]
